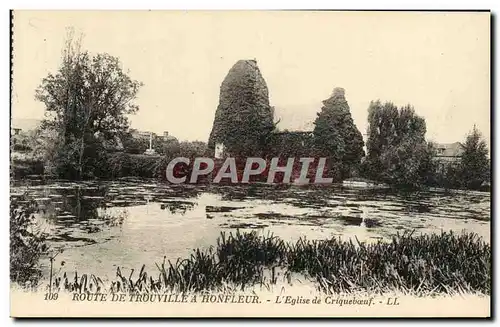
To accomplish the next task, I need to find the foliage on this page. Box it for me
[10,197,49,288]
[12,138,207,180]
[10,128,55,179]
[178,141,209,158]
[35,32,143,179]
[208,60,275,157]
[432,161,462,190]
[363,101,435,187]
[313,88,365,181]
[104,153,161,179]
[458,126,490,190]
[52,230,489,295]
[378,140,437,188]
[287,230,489,294]
[425,127,490,191]
[11,132,32,152]
[268,131,314,158]
[120,131,149,154]
[120,131,183,156]
[102,139,208,179]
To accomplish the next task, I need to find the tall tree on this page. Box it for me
[208,60,275,157]
[459,126,490,189]
[365,100,398,160]
[363,101,434,187]
[35,32,143,179]
[313,87,364,180]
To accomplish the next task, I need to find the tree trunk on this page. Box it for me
[78,136,85,180]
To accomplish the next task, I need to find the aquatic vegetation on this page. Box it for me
[52,230,490,295]
[10,196,50,289]
[285,231,490,294]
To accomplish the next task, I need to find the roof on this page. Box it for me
[434,142,463,157]
[273,105,317,132]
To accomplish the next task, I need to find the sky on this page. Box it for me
[12,11,490,147]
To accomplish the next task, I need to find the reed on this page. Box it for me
[51,230,490,295]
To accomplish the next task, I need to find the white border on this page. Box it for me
[3,0,499,10]
[2,1,497,326]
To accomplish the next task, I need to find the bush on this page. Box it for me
[103,153,164,179]
[378,140,436,188]
[458,126,490,190]
[10,197,49,288]
[432,161,462,189]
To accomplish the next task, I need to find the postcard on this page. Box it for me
[10,10,491,318]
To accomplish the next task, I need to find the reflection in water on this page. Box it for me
[10,181,490,282]
[360,208,366,228]
[57,187,106,222]
[160,201,195,215]
[339,215,380,228]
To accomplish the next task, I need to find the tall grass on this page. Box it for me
[285,231,490,294]
[51,230,490,296]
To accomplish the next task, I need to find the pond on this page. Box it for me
[11,180,491,283]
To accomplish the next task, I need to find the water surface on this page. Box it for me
[11,180,491,282]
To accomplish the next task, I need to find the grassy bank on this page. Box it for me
[50,230,490,296]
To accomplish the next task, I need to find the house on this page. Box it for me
[433,142,463,162]
[11,118,41,136]
[131,129,153,140]
[273,105,315,134]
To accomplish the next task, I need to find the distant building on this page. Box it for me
[131,129,154,140]
[273,106,315,133]
[11,118,41,132]
[270,108,315,156]
[433,142,463,162]
[11,118,41,137]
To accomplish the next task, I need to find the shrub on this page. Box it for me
[10,197,49,288]
[103,153,164,179]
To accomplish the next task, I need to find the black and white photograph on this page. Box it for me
[9,10,491,317]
